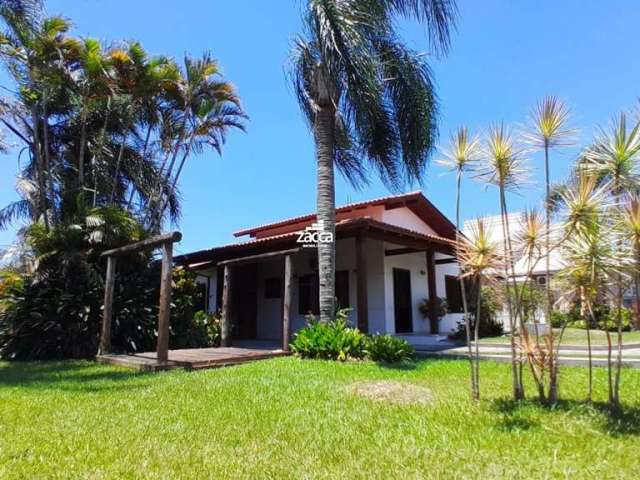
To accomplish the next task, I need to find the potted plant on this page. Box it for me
[419,297,448,334]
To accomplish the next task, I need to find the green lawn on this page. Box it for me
[480,327,640,346]
[2,358,640,479]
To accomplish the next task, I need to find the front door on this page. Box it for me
[393,268,413,333]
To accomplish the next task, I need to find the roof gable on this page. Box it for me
[234,191,456,240]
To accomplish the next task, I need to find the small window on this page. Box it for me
[537,276,547,286]
[264,277,281,299]
[336,270,350,309]
[445,275,463,313]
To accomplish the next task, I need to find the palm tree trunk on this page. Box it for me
[110,135,126,203]
[544,141,552,328]
[498,187,522,400]
[41,94,56,226]
[583,291,593,402]
[456,174,475,400]
[30,103,49,230]
[473,277,482,401]
[78,99,88,192]
[314,70,336,323]
[605,327,614,405]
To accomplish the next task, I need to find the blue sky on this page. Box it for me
[1,0,639,256]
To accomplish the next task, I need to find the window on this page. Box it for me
[298,274,319,315]
[445,275,463,313]
[335,270,350,309]
[537,276,547,286]
[264,277,281,299]
[298,271,349,315]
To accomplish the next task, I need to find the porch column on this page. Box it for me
[221,264,232,347]
[356,235,368,332]
[157,241,173,363]
[426,248,438,334]
[282,254,293,351]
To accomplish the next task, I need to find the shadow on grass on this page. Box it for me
[0,360,152,393]
[491,397,640,437]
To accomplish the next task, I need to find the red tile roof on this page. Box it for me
[233,191,456,240]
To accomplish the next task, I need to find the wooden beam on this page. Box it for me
[220,264,232,347]
[435,257,457,265]
[356,235,369,332]
[98,256,116,355]
[385,247,424,256]
[282,254,293,351]
[101,231,182,257]
[217,248,300,267]
[156,241,173,363]
[426,249,438,334]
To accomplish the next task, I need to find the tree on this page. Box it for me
[290,0,457,321]
[479,122,528,400]
[583,112,640,407]
[456,218,504,400]
[437,126,480,399]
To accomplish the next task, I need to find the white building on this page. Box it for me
[176,192,464,348]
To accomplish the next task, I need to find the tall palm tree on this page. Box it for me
[479,122,528,400]
[152,53,246,229]
[457,218,504,400]
[291,0,457,322]
[583,112,640,407]
[438,126,480,397]
[524,96,575,334]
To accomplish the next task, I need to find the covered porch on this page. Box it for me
[180,216,459,347]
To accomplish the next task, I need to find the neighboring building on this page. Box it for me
[175,192,463,347]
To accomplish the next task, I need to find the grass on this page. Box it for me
[481,327,640,346]
[2,358,640,479]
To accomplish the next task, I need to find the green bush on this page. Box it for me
[365,334,414,362]
[550,310,573,328]
[450,285,503,341]
[599,307,632,332]
[290,309,368,361]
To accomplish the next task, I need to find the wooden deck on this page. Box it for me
[96,341,288,372]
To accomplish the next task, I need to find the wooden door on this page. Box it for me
[393,268,413,333]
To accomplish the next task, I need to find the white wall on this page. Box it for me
[382,208,438,236]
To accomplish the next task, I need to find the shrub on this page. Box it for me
[290,308,368,361]
[450,285,503,341]
[598,307,632,332]
[366,334,414,362]
[550,310,571,328]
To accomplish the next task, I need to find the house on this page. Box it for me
[175,191,463,349]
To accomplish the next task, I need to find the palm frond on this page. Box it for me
[523,95,577,149]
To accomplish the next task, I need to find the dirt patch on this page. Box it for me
[349,381,434,406]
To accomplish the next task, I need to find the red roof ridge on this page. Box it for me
[233,191,424,238]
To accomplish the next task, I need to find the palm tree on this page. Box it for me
[583,112,640,407]
[479,122,528,400]
[290,0,457,322]
[438,126,480,397]
[457,218,504,400]
[152,53,246,229]
[524,96,575,340]
[620,196,640,330]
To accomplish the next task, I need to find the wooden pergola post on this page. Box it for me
[282,254,293,351]
[426,248,438,334]
[99,256,117,355]
[98,231,182,363]
[156,241,173,363]
[220,264,232,347]
[356,235,369,332]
